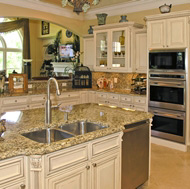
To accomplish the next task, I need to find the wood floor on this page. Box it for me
[138,144,190,189]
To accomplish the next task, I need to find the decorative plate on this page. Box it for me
[66,30,72,38]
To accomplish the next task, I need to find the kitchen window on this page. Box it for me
[0,31,23,76]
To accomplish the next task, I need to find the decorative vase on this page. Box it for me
[88,25,94,34]
[96,13,108,25]
[119,15,128,23]
[119,31,125,45]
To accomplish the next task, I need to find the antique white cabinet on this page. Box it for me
[83,34,95,71]
[93,22,143,73]
[146,13,188,49]
[0,156,27,189]
[133,29,147,73]
[27,132,122,189]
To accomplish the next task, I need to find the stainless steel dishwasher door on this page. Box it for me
[122,120,149,189]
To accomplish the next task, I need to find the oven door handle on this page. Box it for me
[150,81,185,87]
[153,111,185,119]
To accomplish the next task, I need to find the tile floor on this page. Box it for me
[138,144,190,189]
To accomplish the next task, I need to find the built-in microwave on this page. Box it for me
[149,51,185,72]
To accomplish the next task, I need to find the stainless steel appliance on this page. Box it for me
[122,120,149,189]
[149,72,186,111]
[149,51,185,72]
[148,54,186,143]
[149,107,186,143]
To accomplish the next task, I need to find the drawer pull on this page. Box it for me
[93,163,97,167]
[86,165,90,170]
[15,100,17,102]
[20,184,26,189]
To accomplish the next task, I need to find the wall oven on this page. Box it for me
[149,51,185,72]
[149,107,186,144]
[149,72,186,111]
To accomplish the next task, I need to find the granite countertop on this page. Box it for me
[0,87,146,98]
[0,103,152,160]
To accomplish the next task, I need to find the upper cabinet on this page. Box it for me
[93,22,144,73]
[83,34,95,71]
[146,12,188,49]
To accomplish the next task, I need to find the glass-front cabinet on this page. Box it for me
[95,32,108,71]
[111,28,129,71]
[94,27,131,72]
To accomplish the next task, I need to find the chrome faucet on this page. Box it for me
[0,119,6,141]
[45,78,61,125]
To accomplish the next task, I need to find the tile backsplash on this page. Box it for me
[92,72,146,90]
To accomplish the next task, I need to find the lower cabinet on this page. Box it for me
[91,151,120,189]
[3,181,26,189]
[27,132,122,189]
[46,163,88,189]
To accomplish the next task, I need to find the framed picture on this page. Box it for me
[9,74,28,94]
[42,21,50,35]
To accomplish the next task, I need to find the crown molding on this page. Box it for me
[0,0,84,20]
[145,10,190,21]
[84,0,190,20]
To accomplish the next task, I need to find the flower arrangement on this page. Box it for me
[65,51,83,74]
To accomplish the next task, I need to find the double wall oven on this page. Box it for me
[148,51,186,144]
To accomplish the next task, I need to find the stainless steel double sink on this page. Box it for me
[22,121,108,144]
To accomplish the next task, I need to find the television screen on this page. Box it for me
[59,44,74,58]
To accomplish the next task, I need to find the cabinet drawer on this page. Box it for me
[2,97,28,105]
[134,105,146,112]
[0,157,25,185]
[31,95,46,102]
[134,97,146,105]
[29,102,45,109]
[120,95,133,103]
[108,94,119,101]
[45,145,88,176]
[91,135,120,157]
[97,93,107,99]
[59,92,80,99]
[1,105,29,112]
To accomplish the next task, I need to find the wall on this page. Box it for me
[29,20,79,77]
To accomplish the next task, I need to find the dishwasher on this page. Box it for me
[122,120,149,189]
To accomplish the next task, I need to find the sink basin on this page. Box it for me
[22,128,74,144]
[59,121,108,135]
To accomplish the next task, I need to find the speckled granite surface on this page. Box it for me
[0,87,145,98]
[0,103,152,160]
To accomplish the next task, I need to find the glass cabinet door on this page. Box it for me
[95,32,108,68]
[112,30,126,68]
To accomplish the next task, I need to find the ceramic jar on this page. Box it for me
[119,15,128,23]
[88,25,94,34]
[96,13,108,25]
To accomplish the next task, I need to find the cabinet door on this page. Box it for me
[167,17,187,48]
[88,91,97,103]
[147,20,165,49]
[47,163,88,189]
[91,153,120,189]
[111,28,129,72]
[135,32,147,73]
[94,31,109,71]
[83,36,95,71]
[3,182,26,189]
[80,91,89,104]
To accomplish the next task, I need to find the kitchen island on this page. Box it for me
[0,103,152,189]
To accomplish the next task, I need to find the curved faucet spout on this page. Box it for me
[45,78,61,125]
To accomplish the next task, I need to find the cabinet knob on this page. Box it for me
[20,184,26,189]
[166,45,169,47]
[93,163,97,167]
[15,100,17,102]
[86,165,90,170]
